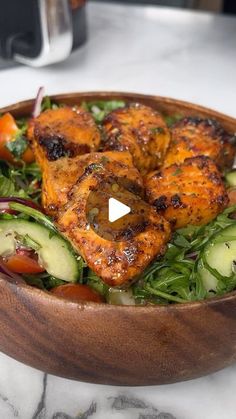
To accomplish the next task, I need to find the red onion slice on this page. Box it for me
[0,261,25,284]
[0,201,16,214]
[0,271,23,284]
[186,251,198,260]
[32,86,45,118]
[0,197,42,212]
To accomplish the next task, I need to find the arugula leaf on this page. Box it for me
[0,175,16,196]
[23,163,42,180]
[43,275,66,290]
[23,275,45,289]
[86,269,109,297]
[173,235,191,248]
[144,285,189,304]
[133,206,236,305]
[0,160,42,202]
[9,202,57,232]
[0,160,10,177]
[150,127,165,135]
[16,117,28,131]
[41,96,60,112]
[23,273,66,290]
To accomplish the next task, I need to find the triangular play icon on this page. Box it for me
[108,197,131,223]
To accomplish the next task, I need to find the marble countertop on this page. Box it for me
[0,2,236,419]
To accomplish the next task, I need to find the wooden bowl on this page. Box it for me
[0,92,236,386]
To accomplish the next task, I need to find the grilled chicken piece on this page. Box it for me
[164,117,235,170]
[55,154,171,287]
[145,156,228,230]
[102,103,171,174]
[27,106,101,166]
[40,151,143,215]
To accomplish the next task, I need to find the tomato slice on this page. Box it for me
[0,113,18,162]
[2,254,45,274]
[51,284,104,303]
[0,113,35,164]
[0,113,18,139]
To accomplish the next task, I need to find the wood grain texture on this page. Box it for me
[0,92,236,385]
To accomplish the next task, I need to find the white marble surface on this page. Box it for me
[1,350,236,419]
[0,2,236,419]
[0,2,236,118]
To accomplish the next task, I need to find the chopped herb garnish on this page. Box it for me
[6,134,28,159]
[81,100,126,123]
[100,156,110,165]
[90,163,104,171]
[172,168,182,176]
[150,127,165,135]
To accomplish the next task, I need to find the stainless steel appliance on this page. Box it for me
[0,0,87,68]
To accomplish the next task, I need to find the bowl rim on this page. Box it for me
[2,275,236,311]
[1,90,236,123]
[1,90,236,311]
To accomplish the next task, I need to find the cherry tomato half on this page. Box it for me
[21,147,35,164]
[0,113,35,164]
[2,254,45,274]
[51,283,104,303]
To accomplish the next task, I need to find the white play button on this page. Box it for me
[108,197,131,223]
[86,176,150,241]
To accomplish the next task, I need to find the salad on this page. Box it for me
[0,92,236,306]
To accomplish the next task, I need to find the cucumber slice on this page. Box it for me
[197,259,218,292]
[198,224,236,291]
[0,219,80,282]
[225,170,236,187]
[106,288,136,305]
